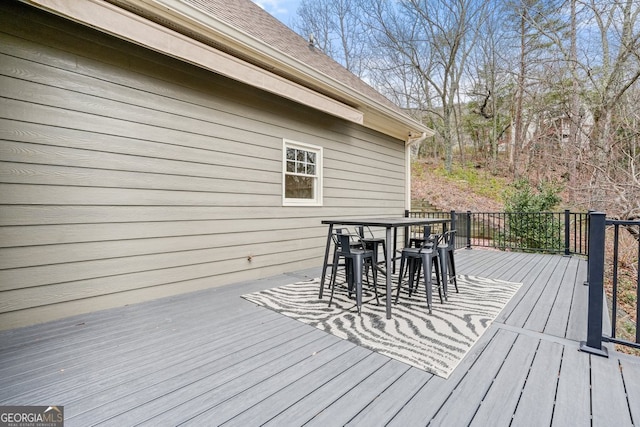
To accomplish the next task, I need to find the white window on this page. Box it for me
[283,140,322,206]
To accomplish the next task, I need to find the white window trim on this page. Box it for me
[282,139,323,206]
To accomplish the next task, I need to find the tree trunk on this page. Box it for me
[568,0,579,202]
[512,9,526,178]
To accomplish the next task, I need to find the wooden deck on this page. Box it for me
[1,249,639,426]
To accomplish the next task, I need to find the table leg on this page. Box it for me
[392,227,397,273]
[439,245,448,300]
[385,226,393,319]
[319,224,333,299]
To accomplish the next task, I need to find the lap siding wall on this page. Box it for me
[0,1,406,329]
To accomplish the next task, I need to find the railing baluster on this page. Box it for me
[466,210,472,249]
[407,210,592,256]
[611,224,619,339]
[636,226,640,344]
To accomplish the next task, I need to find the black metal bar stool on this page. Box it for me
[329,233,379,314]
[327,229,366,291]
[355,226,387,266]
[395,244,443,314]
[438,230,458,298]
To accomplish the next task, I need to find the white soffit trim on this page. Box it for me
[22,0,364,125]
[405,131,429,147]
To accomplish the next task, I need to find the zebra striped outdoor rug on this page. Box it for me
[242,275,521,378]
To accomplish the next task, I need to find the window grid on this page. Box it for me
[283,141,322,206]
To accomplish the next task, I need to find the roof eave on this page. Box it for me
[21,0,433,140]
[22,0,364,124]
[147,0,433,139]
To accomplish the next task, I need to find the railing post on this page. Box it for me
[580,212,608,357]
[564,209,571,256]
[583,209,594,285]
[466,210,472,249]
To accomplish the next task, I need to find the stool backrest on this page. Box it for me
[338,233,354,254]
[356,225,377,239]
[441,230,457,249]
[423,225,432,239]
[331,228,347,245]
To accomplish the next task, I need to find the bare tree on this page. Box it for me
[585,0,640,158]
[567,0,580,202]
[291,0,639,220]
[362,0,488,172]
[465,1,513,169]
[294,0,369,77]
[526,0,640,217]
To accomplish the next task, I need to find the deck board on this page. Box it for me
[553,342,592,426]
[345,367,430,426]
[502,252,548,283]
[622,355,640,424]
[87,328,328,425]
[544,256,581,337]
[263,353,390,426]
[220,344,373,426]
[10,313,290,405]
[504,254,563,329]
[524,256,571,333]
[591,355,634,426]
[387,328,500,426]
[429,329,520,426]
[1,250,638,426]
[157,334,348,426]
[511,339,564,426]
[304,360,411,426]
[469,333,539,427]
[566,259,589,341]
[468,251,529,279]
[0,309,282,393]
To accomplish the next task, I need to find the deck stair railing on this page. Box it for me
[406,210,589,255]
[580,212,640,356]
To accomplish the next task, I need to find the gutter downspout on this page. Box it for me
[405,132,429,211]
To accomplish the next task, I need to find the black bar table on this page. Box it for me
[319,217,452,319]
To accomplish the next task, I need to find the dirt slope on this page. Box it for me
[411,168,503,212]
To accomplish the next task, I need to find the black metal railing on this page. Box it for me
[407,209,639,355]
[405,210,463,249]
[581,212,640,355]
[407,210,589,255]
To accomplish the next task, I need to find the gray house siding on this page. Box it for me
[0,1,406,329]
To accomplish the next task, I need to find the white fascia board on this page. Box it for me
[22,0,364,125]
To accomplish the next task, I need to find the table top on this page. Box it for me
[321,217,451,227]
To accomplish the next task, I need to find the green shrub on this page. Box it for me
[502,179,563,251]
[503,179,562,212]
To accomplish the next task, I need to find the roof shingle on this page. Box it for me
[181,0,406,115]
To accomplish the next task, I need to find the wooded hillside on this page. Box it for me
[292,0,640,220]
